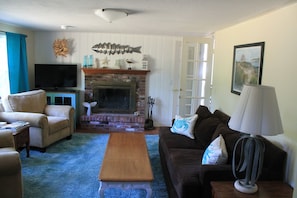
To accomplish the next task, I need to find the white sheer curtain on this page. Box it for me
[0,33,10,98]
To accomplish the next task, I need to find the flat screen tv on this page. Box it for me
[35,64,77,89]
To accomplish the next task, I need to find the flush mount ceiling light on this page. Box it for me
[60,25,74,30]
[94,8,128,23]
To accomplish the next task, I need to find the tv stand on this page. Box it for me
[44,88,77,93]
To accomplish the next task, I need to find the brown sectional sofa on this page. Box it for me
[159,105,287,198]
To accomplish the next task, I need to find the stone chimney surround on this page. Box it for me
[80,68,149,132]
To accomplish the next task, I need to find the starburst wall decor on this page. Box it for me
[53,38,69,57]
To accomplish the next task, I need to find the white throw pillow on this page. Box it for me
[170,114,198,139]
[202,134,228,165]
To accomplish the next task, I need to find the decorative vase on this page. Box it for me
[142,55,148,70]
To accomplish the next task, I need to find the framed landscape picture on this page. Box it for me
[231,42,265,95]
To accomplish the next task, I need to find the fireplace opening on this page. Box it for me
[93,81,136,114]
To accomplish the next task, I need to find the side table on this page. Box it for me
[12,125,30,157]
[211,181,293,198]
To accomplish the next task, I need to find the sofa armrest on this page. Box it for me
[45,105,74,118]
[0,112,48,128]
[198,164,234,198]
[0,131,15,148]
[0,151,21,175]
[199,164,234,184]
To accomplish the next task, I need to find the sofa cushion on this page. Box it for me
[0,147,16,153]
[260,137,287,180]
[166,148,204,197]
[6,89,47,113]
[212,123,242,164]
[194,105,213,126]
[159,127,203,150]
[194,116,221,149]
[213,110,230,124]
[171,114,198,139]
[47,116,69,134]
[202,134,228,165]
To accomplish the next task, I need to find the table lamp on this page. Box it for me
[228,85,283,194]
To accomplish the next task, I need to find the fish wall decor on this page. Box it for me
[92,42,141,55]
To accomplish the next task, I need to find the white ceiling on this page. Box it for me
[0,0,296,36]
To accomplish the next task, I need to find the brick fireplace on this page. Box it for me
[80,68,149,132]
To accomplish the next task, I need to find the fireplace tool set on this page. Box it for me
[145,96,155,130]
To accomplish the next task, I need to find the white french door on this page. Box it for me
[178,37,213,117]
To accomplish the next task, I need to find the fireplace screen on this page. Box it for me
[93,82,136,113]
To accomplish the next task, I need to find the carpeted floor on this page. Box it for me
[20,133,168,198]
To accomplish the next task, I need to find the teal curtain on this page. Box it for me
[6,32,29,94]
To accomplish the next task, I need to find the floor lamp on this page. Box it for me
[228,85,283,194]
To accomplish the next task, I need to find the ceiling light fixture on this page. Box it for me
[60,25,74,30]
[94,8,128,23]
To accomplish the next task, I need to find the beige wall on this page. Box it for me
[34,32,183,126]
[0,23,184,127]
[212,2,297,193]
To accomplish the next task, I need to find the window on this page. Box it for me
[0,33,10,98]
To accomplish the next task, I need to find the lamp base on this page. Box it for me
[234,179,258,194]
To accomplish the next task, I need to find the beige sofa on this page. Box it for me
[0,130,23,198]
[0,89,75,152]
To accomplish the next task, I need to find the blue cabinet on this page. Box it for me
[46,91,80,126]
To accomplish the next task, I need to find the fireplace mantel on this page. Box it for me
[82,68,150,75]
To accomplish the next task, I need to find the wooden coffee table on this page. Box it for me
[98,133,154,198]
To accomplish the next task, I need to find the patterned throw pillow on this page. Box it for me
[202,134,228,165]
[170,114,198,139]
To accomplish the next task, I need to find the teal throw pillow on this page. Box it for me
[170,114,198,139]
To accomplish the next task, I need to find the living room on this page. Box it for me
[0,1,297,197]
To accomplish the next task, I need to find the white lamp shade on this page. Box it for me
[94,9,128,23]
[228,85,283,136]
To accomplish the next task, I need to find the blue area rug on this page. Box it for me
[20,133,168,198]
